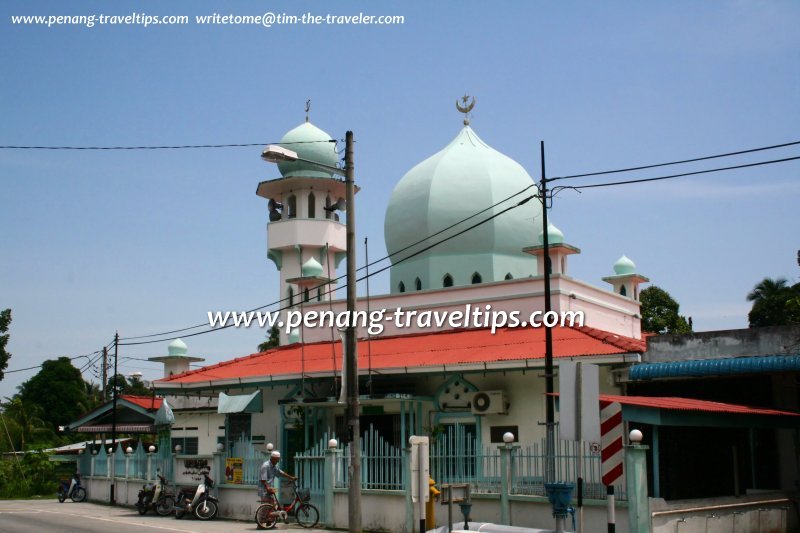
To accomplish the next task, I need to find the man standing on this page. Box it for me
[259,450,297,500]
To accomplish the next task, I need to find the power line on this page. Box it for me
[119,183,536,341]
[549,140,800,182]
[116,148,800,346]
[0,140,336,151]
[117,196,536,347]
[558,155,800,191]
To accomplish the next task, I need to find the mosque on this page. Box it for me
[154,99,648,464]
[68,101,800,531]
[146,100,653,529]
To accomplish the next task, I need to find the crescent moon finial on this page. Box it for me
[455,94,476,126]
[305,99,311,122]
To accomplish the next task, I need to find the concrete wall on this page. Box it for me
[644,325,800,363]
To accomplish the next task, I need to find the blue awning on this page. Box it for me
[629,354,800,381]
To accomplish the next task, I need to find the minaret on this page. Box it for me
[257,116,349,344]
[603,255,649,301]
[148,338,204,378]
[523,221,580,276]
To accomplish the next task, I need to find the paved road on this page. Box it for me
[0,499,333,533]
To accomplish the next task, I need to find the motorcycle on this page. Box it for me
[173,472,218,520]
[135,471,175,516]
[57,472,86,503]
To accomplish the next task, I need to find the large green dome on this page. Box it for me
[277,122,339,179]
[384,126,541,292]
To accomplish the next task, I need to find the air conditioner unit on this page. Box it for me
[470,391,508,415]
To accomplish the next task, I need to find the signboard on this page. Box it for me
[559,361,600,444]
[225,457,243,484]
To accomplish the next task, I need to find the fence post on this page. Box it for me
[405,447,413,533]
[212,447,224,488]
[90,451,96,477]
[325,444,336,527]
[624,436,650,533]
[500,444,510,524]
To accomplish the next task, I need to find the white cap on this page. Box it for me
[271,451,281,458]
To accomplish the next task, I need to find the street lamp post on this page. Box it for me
[262,133,361,531]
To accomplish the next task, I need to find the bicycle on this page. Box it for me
[254,479,319,529]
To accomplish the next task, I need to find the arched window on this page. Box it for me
[325,195,333,220]
[561,257,566,274]
[317,288,322,301]
[443,274,454,288]
[620,285,627,296]
[307,192,316,219]
[504,273,513,280]
[398,282,406,293]
[304,288,310,302]
[472,272,482,284]
[415,277,422,291]
[286,195,297,219]
[288,287,294,307]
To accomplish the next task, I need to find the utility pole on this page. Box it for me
[110,332,119,505]
[540,141,556,482]
[344,130,362,532]
[101,346,108,400]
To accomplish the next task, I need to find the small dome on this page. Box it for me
[276,122,339,179]
[613,255,637,275]
[301,257,324,277]
[167,338,188,356]
[538,222,564,245]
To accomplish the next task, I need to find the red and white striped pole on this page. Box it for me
[600,401,624,533]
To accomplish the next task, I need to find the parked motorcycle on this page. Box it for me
[135,471,175,516]
[57,472,86,503]
[173,472,218,520]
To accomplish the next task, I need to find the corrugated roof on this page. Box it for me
[628,354,800,380]
[120,395,163,411]
[600,394,800,417]
[160,325,645,385]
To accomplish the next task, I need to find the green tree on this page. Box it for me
[747,277,800,327]
[258,325,280,352]
[106,373,151,396]
[17,357,89,433]
[640,286,692,334]
[0,397,54,451]
[0,309,11,381]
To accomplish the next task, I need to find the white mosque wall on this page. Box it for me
[293,274,642,344]
[267,218,346,251]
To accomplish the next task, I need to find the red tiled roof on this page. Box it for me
[121,395,163,411]
[600,394,800,417]
[160,325,645,385]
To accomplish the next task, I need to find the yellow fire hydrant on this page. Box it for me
[426,477,440,527]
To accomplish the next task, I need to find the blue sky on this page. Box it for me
[1,1,798,399]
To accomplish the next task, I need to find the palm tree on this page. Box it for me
[0,397,53,451]
[747,277,794,327]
